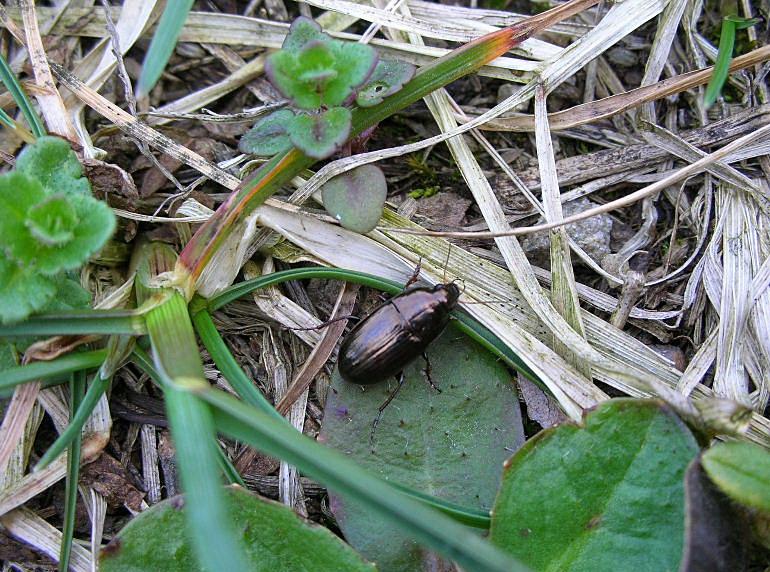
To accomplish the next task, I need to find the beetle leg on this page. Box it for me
[421,352,441,393]
[404,258,423,288]
[370,371,406,446]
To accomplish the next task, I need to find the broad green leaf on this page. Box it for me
[288,107,351,159]
[0,177,115,274]
[490,399,700,572]
[100,486,374,572]
[321,329,524,571]
[321,164,387,233]
[702,441,770,513]
[239,109,296,157]
[281,16,331,53]
[356,59,416,107]
[15,136,90,196]
[0,257,56,324]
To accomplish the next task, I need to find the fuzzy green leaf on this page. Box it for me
[100,486,374,572]
[281,16,331,53]
[0,257,57,324]
[702,441,770,513]
[239,109,295,157]
[288,107,351,159]
[490,399,699,572]
[0,172,116,274]
[15,136,90,196]
[267,38,377,109]
[356,59,416,107]
[321,164,387,233]
[26,194,79,245]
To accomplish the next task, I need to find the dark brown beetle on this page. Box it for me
[337,281,462,441]
[338,282,461,385]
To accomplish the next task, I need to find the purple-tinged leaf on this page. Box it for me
[239,109,295,157]
[287,108,351,159]
[321,165,387,233]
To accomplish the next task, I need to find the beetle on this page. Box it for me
[337,281,461,440]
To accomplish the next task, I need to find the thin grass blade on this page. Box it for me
[136,1,195,98]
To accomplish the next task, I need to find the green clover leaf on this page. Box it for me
[287,107,352,159]
[239,109,296,157]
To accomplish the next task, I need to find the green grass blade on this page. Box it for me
[136,1,195,98]
[146,291,249,572]
[36,373,111,470]
[0,349,107,392]
[59,370,86,571]
[704,18,738,108]
[202,387,530,572]
[161,380,250,571]
[190,303,286,421]
[216,443,246,487]
[0,53,45,138]
[0,310,147,337]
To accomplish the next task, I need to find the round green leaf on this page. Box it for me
[702,441,770,513]
[25,194,78,245]
[238,109,295,157]
[356,59,416,107]
[321,329,525,571]
[281,16,330,53]
[490,399,700,572]
[15,136,91,196]
[321,165,387,233]
[100,486,374,572]
[287,107,351,159]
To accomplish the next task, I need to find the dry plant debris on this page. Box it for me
[1,0,769,569]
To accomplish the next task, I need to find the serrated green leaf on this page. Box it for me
[321,330,524,571]
[356,59,416,107]
[0,257,56,324]
[25,194,79,245]
[15,136,90,196]
[281,16,331,52]
[321,164,387,233]
[490,399,700,572]
[288,108,351,159]
[702,441,770,513]
[100,486,374,572]
[0,176,116,274]
[239,109,296,156]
